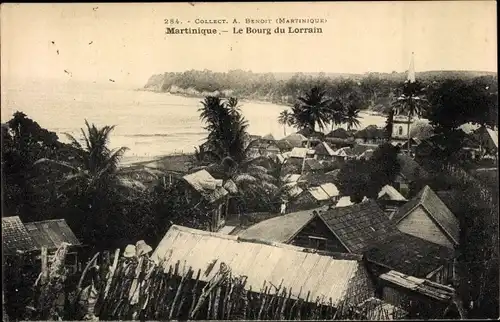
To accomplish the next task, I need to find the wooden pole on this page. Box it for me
[40,247,48,284]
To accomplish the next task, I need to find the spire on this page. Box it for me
[408,52,416,83]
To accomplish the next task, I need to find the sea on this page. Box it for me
[1,78,388,165]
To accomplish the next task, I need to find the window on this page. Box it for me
[398,126,403,136]
[308,236,328,250]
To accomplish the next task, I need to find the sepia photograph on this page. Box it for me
[1,1,498,320]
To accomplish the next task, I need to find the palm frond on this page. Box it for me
[34,158,79,172]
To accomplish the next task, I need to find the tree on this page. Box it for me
[277,110,294,136]
[337,143,400,202]
[1,112,72,221]
[34,120,142,249]
[392,80,427,154]
[197,96,278,213]
[343,98,362,131]
[384,107,394,140]
[292,86,332,132]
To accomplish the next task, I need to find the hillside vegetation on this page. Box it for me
[143,70,497,111]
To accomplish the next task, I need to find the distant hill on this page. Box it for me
[142,69,497,108]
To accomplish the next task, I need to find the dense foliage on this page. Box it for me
[146,70,497,113]
[336,143,401,202]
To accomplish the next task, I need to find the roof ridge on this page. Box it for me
[171,224,360,261]
[25,218,66,224]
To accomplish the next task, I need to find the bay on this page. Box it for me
[1,78,388,164]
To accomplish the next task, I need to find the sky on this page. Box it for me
[1,2,497,87]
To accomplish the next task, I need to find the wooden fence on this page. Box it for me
[18,244,394,320]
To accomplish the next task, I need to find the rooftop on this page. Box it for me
[319,201,397,253]
[397,154,429,182]
[237,207,327,243]
[379,270,455,303]
[2,216,38,255]
[364,232,455,277]
[24,219,81,250]
[378,185,407,202]
[183,169,228,203]
[152,225,372,306]
[392,185,459,245]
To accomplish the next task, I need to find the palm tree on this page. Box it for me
[277,110,294,136]
[197,96,278,210]
[328,99,345,131]
[343,102,361,131]
[293,86,332,132]
[34,120,139,195]
[392,81,427,154]
[34,120,147,246]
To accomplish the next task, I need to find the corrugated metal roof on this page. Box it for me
[152,225,369,305]
[237,207,327,243]
[183,169,220,192]
[308,186,331,201]
[289,147,314,159]
[183,170,228,203]
[288,186,304,198]
[320,183,340,197]
[2,216,37,255]
[378,185,407,201]
[392,185,459,245]
[24,219,81,250]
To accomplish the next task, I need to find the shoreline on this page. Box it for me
[139,87,389,115]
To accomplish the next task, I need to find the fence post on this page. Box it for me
[41,247,49,284]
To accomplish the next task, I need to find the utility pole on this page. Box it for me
[301,138,310,175]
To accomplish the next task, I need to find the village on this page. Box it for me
[2,54,499,320]
[2,70,498,320]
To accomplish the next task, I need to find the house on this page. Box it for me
[351,143,379,160]
[397,138,422,154]
[236,207,326,243]
[326,128,352,139]
[435,190,461,216]
[298,170,340,187]
[355,125,387,144]
[282,133,308,148]
[152,224,376,307]
[394,154,429,196]
[314,141,336,161]
[390,185,459,249]
[377,270,460,319]
[288,147,316,159]
[275,139,294,152]
[286,147,316,169]
[2,216,38,256]
[24,219,82,273]
[287,201,396,254]
[140,153,193,184]
[304,158,324,173]
[261,133,276,143]
[288,182,341,212]
[2,216,83,273]
[364,232,455,285]
[472,126,498,156]
[181,170,230,231]
[377,185,408,216]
